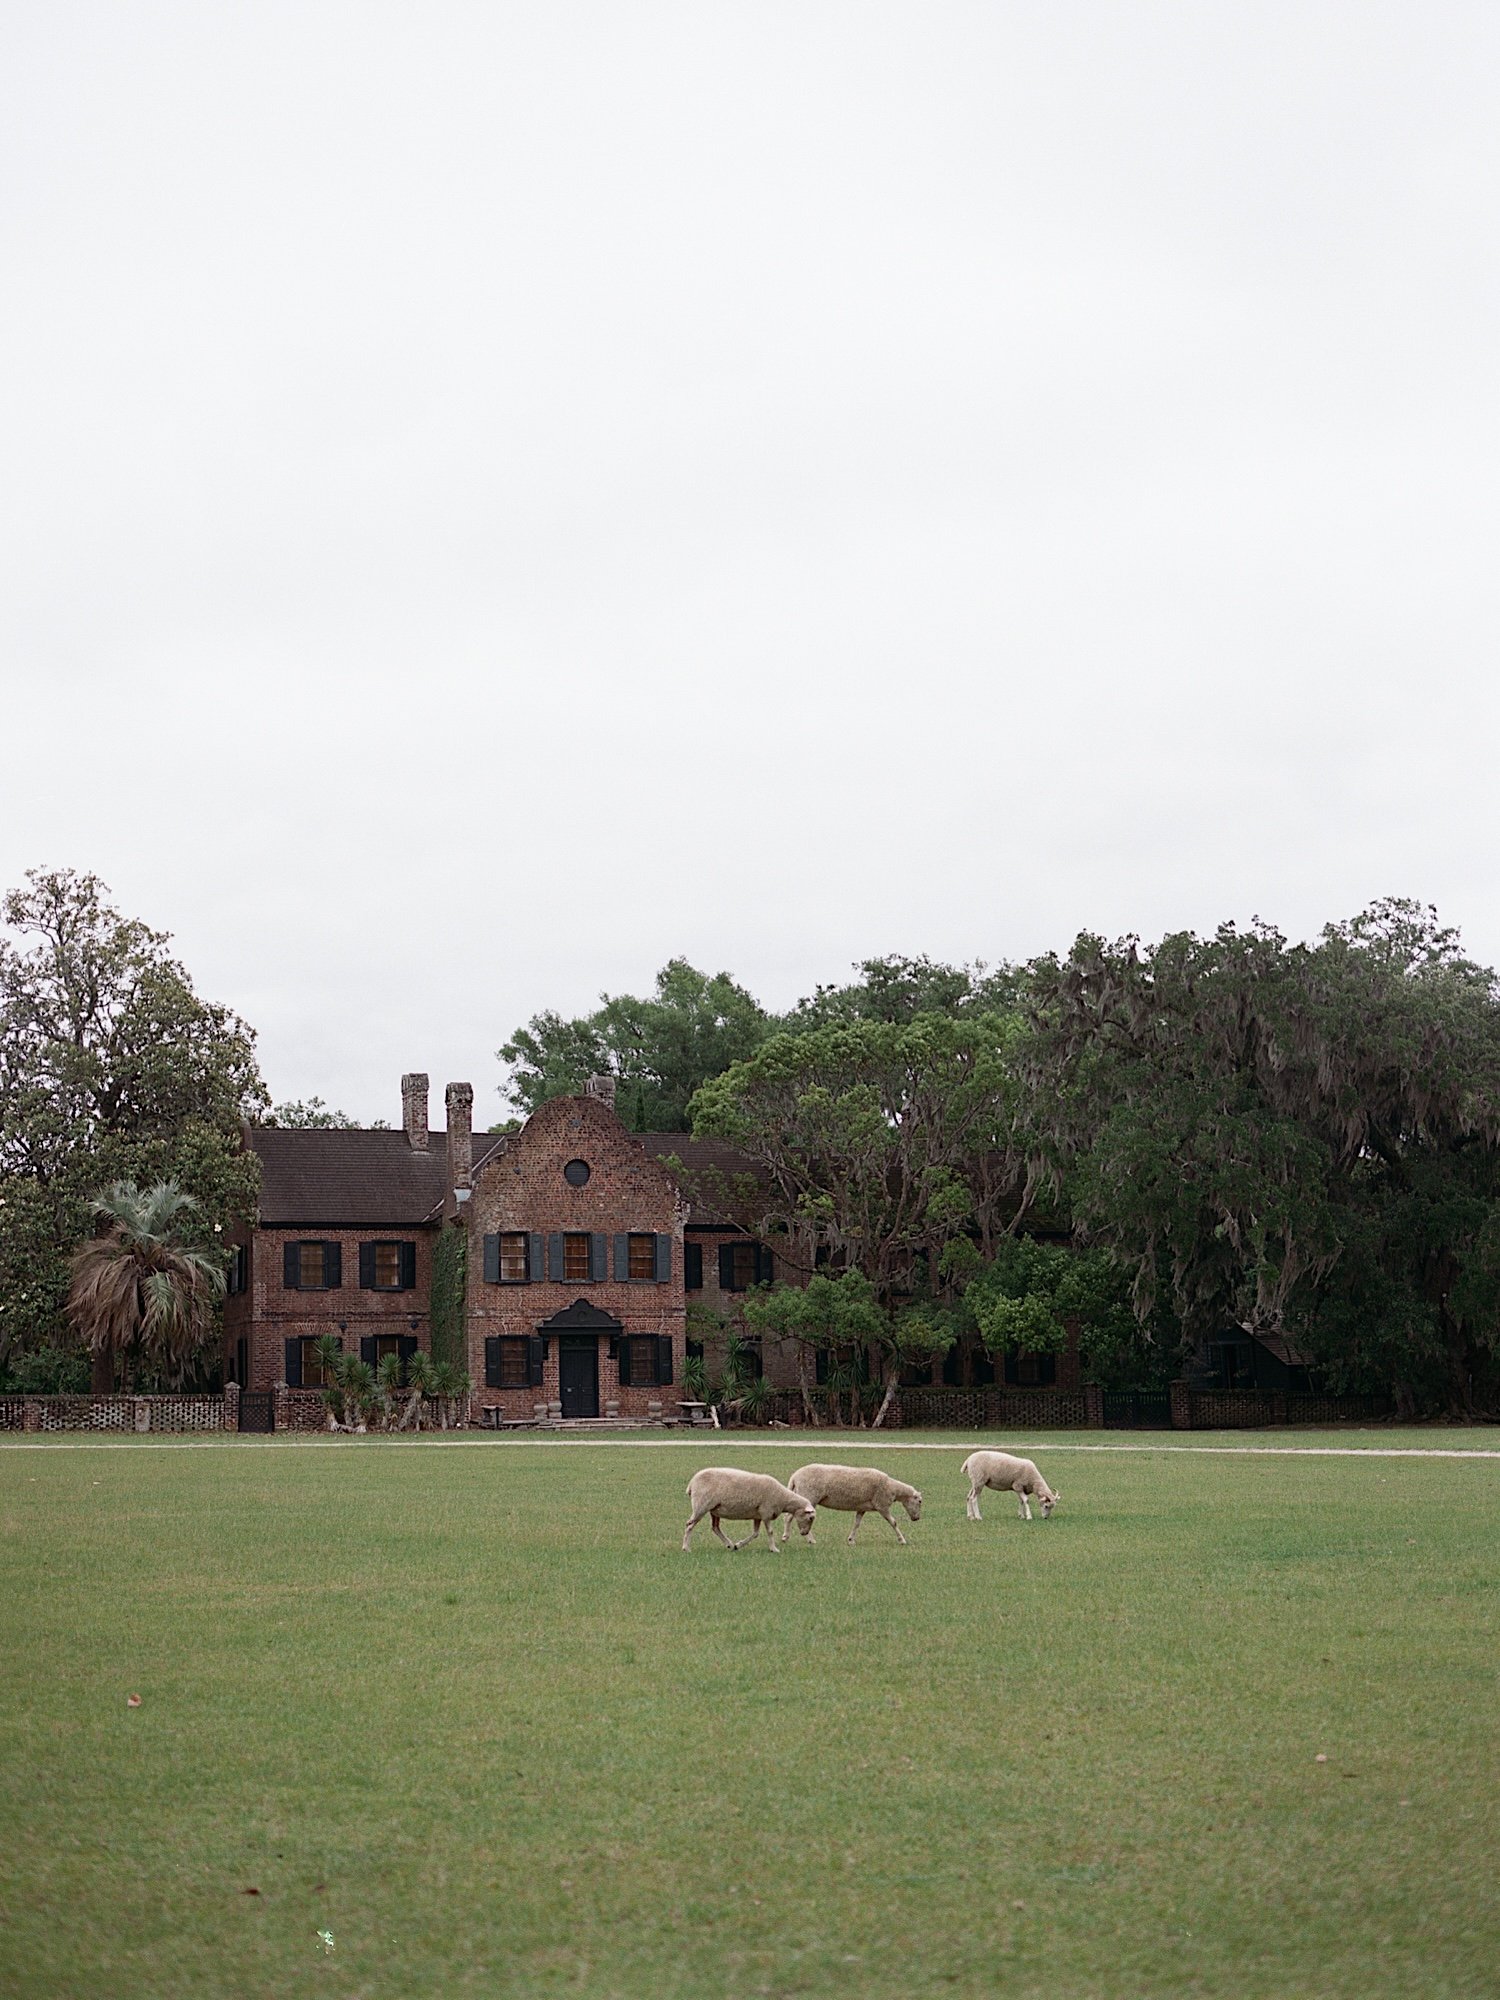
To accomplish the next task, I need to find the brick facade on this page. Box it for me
[224,1224,439,1390]
[466,1096,686,1421]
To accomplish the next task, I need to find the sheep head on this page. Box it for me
[902,1490,923,1521]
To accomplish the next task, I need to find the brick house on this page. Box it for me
[224,1068,1076,1415]
[224,1072,781,1418]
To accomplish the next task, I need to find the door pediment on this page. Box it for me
[540,1298,623,1334]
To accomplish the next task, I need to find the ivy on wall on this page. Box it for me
[430,1226,467,1372]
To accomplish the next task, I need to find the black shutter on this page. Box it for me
[284,1242,300,1290]
[756,1246,774,1286]
[483,1234,500,1284]
[284,1338,302,1387]
[590,1233,608,1283]
[548,1233,564,1282]
[399,1241,416,1290]
[684,1241,703,1290]
[485,1336,502,1388]
[617,1336,632,1386]
[398,1335,418,1367]
[359,1243,376,1289]
[654,1234,671,1283]
[719,1242,736,1291]
[361,1337,378,1367]
[527,1335,545,1387]
[527,1232,544,1283]
[658,1336,673,1386]
[324,1242,342,1289]
[613,1234,629,1282]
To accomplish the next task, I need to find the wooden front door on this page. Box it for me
[558,1335,599,1418]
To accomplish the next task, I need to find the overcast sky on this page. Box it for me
[3,3,1497,1124]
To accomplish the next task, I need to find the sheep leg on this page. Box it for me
[966,1485,983,1520]
[848,1511,865,1545]
[682,1507,708,1551]
[1016,1487,1032,1520]
[711,1511,743,1550]
[879,1506,908,1545]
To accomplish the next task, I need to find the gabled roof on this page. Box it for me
[634,1133,761,1225]
[249,1127,506,1226]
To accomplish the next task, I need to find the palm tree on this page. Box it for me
[67,1181,226,1394]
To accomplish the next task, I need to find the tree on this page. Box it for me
[963,1238,1144,1386]
[1017,901,1500,1412]
[263,1097,358,1128]
[0,869,264,1364]
[67,1181,226,1392]
[498,959,773,1128]
[787,954,1018,1030]
[688,1011,1028,1294]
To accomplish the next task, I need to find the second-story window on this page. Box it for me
[360,1241,416,1291]
[563,1233,591,1282]
[284,1241,342,1291]
[499,1233,529,1281]
[627,1233,656,1281]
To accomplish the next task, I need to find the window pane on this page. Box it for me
[629,1336,658,1386]
[499,1233,528,1281]
[627,1234,655,1281]
[731,1243,757,1289]
[373,1243,401,1288]
[301,1337,330,1388]
[498,1339,530,1388]
[374,1336,402,1362]
[563,1233,591,1281]
[298,1243,325,1288]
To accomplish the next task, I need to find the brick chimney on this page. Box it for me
[584,1073,617,1111]
[446,1081,473,1190]
[401,1072,430,1151]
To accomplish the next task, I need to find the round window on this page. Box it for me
[563,1159,591,1187]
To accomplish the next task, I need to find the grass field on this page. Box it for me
[2,1432,1498,1999]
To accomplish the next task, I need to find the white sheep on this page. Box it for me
[682,1468,816,1553]
[962,1450,1060,1521]
[779,1463,924,1545]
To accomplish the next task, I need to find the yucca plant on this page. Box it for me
[736,1374,774,1426]
[375,1351,404,1429]
[680,1354,707,1401]
[328,1354,377,1432]
[67,1181,226,1394]
[430,1360,470,1429]
[398,1350,435,1430]
[313,1333,348,1428]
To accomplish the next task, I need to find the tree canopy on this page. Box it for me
[0,869,265,1362]
[1016,900,1500,1411]
[498,958,773,1129]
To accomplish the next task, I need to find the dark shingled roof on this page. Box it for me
[250,1127,506,1226]
[634,1133,760,1226]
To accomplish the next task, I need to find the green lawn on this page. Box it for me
[2,1434,1497,1998]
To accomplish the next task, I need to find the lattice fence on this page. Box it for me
[1285,1391,1390,1424]
[1182,1388,1391,1429]
[891,1388,1090,1429]
[0,1395,226,1432]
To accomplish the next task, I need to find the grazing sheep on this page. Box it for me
[962,1450,1060,1521]
[682,1468,816,1552]
[780,1463,924,1545]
